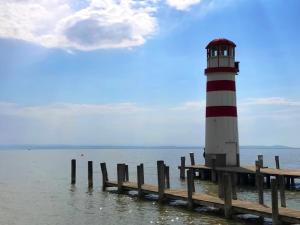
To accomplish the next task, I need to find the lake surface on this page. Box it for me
[0,147,299,225]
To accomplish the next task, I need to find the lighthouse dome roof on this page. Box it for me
[206,38,236,49]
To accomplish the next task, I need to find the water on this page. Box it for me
[0,147,299,225]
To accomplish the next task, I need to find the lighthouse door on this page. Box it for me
[225,141,238,166]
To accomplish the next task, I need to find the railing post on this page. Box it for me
[71,159,76,185]
[278,175,286,207]
[180,157,186,179]
[117,163,125,193]
[275,156,280,169]
[157,160,165,202]
[271,178,280,225]
[189,152,195,166]
[100,162,108,191]
[223,173,233,219]
[187,169,194,209]
[88,161,93,188]
[165,165,170,189]
[137,165,143,198]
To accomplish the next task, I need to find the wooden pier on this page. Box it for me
[178,154,300,189]
[71,159,300,224]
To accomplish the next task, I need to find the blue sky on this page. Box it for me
[1,0,300,146]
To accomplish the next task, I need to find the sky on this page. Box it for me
[0,0,300,147]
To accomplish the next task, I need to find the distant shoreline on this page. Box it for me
[0,145,299,150]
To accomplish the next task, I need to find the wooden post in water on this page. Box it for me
[278,175,286,207]
[100,162,108,191]
[211,158,217,183]
[157,160,165,202]
[275,156,280,169]
[137,165,143,198]
[187,169,194,209]
[231,173,237,200]
[125,164,129,182]
[180,157,186,179]
[258,155,264,168]
[88,161,93,188]
[71,159,76,185]
[140,163,144,185]
[117,163,125,193]
[271,178,280,225]
[218,172,224,199]
[189,152,195,165]
[223,173,233,219]
[255,160,264,205]
[165,165,170,189]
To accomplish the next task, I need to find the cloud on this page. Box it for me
[0,0,157,50]
[166,0,202,11]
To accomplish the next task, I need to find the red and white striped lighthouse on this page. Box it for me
[204,38,240,167]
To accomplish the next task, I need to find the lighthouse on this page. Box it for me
[204,38,240,167]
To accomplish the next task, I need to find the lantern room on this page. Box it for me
[205,38,239,73]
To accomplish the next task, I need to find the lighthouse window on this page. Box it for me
[211,47,218,57]
[220,45,228,56]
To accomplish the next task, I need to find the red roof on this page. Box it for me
[206,38,236,49]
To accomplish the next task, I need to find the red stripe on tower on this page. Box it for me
[207,80,236,92]
[206,106,237,117]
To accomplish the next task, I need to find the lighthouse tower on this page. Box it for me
[204,38,240,167]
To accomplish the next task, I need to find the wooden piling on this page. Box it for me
[88,161,93,188]
[218,172,224,199]
[100,162,108,191]
[255,160,264,205]
[165,165,170,189]
[117,163,125,193]
[223,173,233,219]
[271,178,280,225]
[180,157,186,179]
[71,159,76,185]
[189,152,195,166]
[137,165,143,198]
[140,163,144,185]
[275,156,280,169]
[157,160,165,202]
[258,155,264,168]
[231,173,237,200]
[211,158,217,183]
[187,169,194,209]
[278,175,286,208]
[125,164,129,182]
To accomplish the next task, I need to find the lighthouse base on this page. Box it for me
[205,153,240,167]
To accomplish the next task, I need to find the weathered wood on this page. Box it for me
[165,165,170,189]
[211,158,217,183]
[71,159,76,185]
[275,156,280,169]
[189,152,195,166]
[140,163,144,184]
[137,165,143,198]
[218,172,224,199]
[255,160,264,205]
[278,175,286,208]
[231,173,237,200]
[100,162,108,191]
[258,155,264,168]
[223,173,232,219]
[117,163,125,193]
[187,169,194,209]
[88,161,93,188]
[180,157,186,179]
[271,178,280,225]
[125,164,129,182]
[157,160,165,202]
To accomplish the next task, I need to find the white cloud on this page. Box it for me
[0,0,157,50]
[166,0,202,11]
